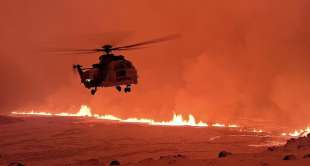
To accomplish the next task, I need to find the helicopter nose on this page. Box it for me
[83,79,93,88]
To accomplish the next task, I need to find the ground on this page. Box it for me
[0,116,309,166]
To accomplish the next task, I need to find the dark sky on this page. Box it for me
[1,0,310,128]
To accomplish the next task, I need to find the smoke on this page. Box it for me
[1,0,310,128]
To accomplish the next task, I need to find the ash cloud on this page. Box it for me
[1,0,310,128]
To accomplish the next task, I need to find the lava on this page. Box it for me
[281,127,310,137]
[11,105,240,128]
[14,105,310,137]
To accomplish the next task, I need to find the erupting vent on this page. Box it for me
[12,105,309,137]
[11,105,239,128]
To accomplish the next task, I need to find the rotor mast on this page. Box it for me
[101,45,113,55]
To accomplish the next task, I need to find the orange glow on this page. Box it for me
[11,105,250,128]
[252,129,263,133]
[228,124,239,128]
[2,0,310,138]
[281,127,310,137]
[16,105,305,136]
[211,123,225,127]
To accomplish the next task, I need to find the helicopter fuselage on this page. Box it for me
[68,34,178,95]
[74,54,138,94]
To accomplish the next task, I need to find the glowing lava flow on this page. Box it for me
[11,105,244,128]
[281,127,310,137]
[15,105,309,137]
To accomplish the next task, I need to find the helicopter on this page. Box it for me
[59,35,179,95]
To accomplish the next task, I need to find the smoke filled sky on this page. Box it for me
[1,0,310,127]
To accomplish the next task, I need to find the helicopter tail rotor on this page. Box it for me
[72,64,78,74]
[73,64,84,76]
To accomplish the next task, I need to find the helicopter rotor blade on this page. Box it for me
[47,48,103,53]
[69,48,103,52]
[113,34,180,50]
[46,48,104,55]
[115,47,146,51]
[52,51,100,55]
[69,51,100,55]
[45,34,180,55]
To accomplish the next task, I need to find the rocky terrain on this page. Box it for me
[0,115,309,166]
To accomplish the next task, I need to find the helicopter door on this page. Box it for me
[114,61,129,82]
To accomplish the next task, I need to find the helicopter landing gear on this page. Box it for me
[116,85,122,92]
[91,87,97,95]
[124,85,131,93]
[115,85,131,93]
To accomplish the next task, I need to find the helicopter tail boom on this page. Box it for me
[73,64,84,82]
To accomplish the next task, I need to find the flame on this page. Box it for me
[14,105,309,137]
[252,129,263,133]
[281,127,310,137]
[12,105,244,129]
[228,124,239,128]
[212,123,225,127]
[56,105,92,117]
